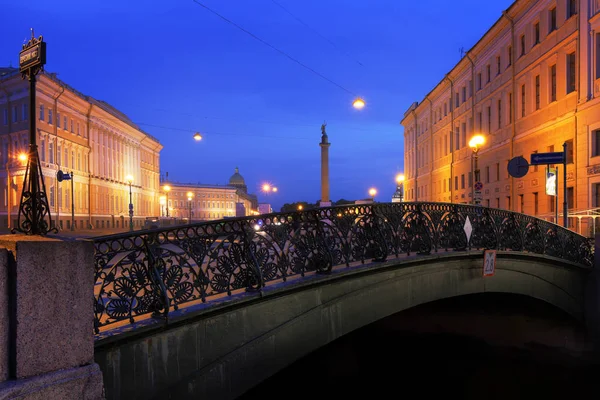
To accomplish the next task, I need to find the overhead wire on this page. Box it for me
[269,0,364,67]
[191,0,357,96]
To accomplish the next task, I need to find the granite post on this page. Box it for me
[319,122,332,208]
[0,235,104,399]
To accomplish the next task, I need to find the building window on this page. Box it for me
[521,84,526,117]
[12,106,17,123]
[567,52,576,94]
[39,105,44,120]
[477,73,482,90]
[477,111,482,130]
[455,92,459,108]
[593,183,600,207]
[550,64,557,101]
[40,139,45,162]
[507,46,512,66]
[535,75,540,110]
[497,99,502,128]
[485,166,490,183]
[549,7,557,32]
[533,192,538,215]
[496,56,501,75]
[592,130,600,157]
[443,103,447,116]
[509,92,513,123]
[462,86,466,103]
[63,116,67,130]
[49,141,54,164]
[534,22,540,44]
[454,176,458,190]
[566,139,574,164]
[567,0,577,18]
[519,194,524,213]
[2,109,6,125]
[520,34,526,56]
[455,127,460,151]
[567,187,574,209]
[486,65,491,83]
[461,122,467,148]
[57,113,60,128]
[71,119,74,132]
[22,104,27,121]
[461,174,465,189]
[48,109,53,125]
[487,106,491,133]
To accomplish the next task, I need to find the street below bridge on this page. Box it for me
[241,293,600,399]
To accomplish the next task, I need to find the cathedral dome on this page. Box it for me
[229,167,247,192]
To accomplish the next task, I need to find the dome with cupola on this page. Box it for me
[229,167,247,192]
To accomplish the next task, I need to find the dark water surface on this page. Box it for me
[240,295,600,399]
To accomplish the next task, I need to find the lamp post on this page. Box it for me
[159,195,166,217]
[163,185,171,217]
[369,188,377,201]
[468,134,486,206]
[395,174,405,202]
[187,191,193,223]
[126,174,134,231]
[15,30,56,235]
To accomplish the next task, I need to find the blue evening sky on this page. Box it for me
[1,0,513,210]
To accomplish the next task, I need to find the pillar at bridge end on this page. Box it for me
[0,234,104,399]
[584,234,600,354]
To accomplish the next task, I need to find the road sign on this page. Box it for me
[56,170,71,182]
[483,250,496,277]
[474,181,483,191]
[530,152,565,165]
[507,156,529,178]
[463,216,472,244]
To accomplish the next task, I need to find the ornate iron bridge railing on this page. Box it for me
[92,202,594,334]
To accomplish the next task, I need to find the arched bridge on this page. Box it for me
[91,203,595,399]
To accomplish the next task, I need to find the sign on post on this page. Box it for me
[530,152,565,165]
[483,250,496,277]
[507,156,529,178]
[546,167,557,196]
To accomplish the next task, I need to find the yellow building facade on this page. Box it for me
[159,168,258,221]
[0,68,162,230]
[401,0,600,235]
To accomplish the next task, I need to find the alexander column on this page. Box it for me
[318,122,331,207]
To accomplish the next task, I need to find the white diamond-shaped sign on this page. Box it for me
[463,216,473,244]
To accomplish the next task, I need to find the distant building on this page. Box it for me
[159,167,258,221]
[0,67,162,230]
[401,0,600,235]
[258,203,272,214]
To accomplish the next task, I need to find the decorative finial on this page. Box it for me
[235,167,239,173]
[31,28,34,40]
[321,121,327,135]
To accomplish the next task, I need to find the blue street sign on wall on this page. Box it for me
[530,152,565,165]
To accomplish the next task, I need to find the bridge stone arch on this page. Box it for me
[95,251,593,400]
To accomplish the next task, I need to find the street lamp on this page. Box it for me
[272,187,278,193]
[187,191,193,222]
[469,134,486,206]
[262,183,271,193]
[193,132,202,141]
[297,204,303,211]
[369,187,377,201]
[353,97,366,110]
[394,174,405,202]
[163,185,171,217]
[126,174,134,231]
[159,195,166,217]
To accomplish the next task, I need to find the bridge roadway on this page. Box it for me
[94,249,597,399]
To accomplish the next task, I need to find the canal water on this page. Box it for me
[240,294,600,399]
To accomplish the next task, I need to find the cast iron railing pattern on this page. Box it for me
[92,202,594,333]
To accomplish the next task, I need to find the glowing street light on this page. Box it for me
[187,191,194,222]
[193,132,203,141]
[18,153,27,162]
[159,195,166,217]
[163,185,171,217]
[297,204,303,211]
[352,97,366,110]
[396,174,405,184]
[369,188,377,199]
[469,134,486,206]
[125,174,134,231]
[272,187,278,193]
[262,183,271,192]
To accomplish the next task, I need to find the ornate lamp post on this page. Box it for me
[14,29,56,235]
[393,174,405,202]
[163,185,171,217]
[187,191,193,223]
[469,134,486,206]
[126,175,134,231]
